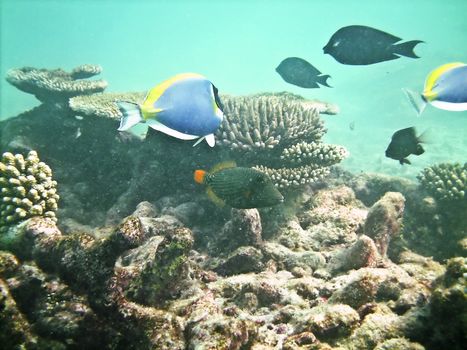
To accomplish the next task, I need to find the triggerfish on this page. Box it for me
[276,57,331,88]
[323,25,423,65]
[117,73,224,147]
[403,62,467,116]
[385,127,427,165]
[194,162,284,209]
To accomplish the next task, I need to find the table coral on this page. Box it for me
[0,151,59,234]
[6,65,107,104]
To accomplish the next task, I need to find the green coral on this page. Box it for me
[417,162,466,206]
[0,151,59,233]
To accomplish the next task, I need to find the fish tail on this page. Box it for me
[317,74,332,88]
[194,170,207,184]
[117,101,143,131]
[416,127,432,144]
[394,40,424,58]
[402,88,427,116]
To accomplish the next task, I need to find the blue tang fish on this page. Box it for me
[403,62,467,116]
[117,73,224,147]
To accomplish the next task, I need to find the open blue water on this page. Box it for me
[1,0,466,178]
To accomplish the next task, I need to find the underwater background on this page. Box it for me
[1,0,466,178]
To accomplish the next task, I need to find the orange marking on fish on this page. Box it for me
[194,170,206,184]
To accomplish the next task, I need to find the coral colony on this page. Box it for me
[0,65,465,349]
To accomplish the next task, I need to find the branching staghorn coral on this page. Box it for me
[6,64,107,104]
[216,94,326,150]
[0,151,59,233]
[216,94,348,188]
[417,162,466,205]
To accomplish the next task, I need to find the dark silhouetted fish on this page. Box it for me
[323,25,423,65]
[385,127,426,165]
[194,162,284,209]
[276,57,331,88]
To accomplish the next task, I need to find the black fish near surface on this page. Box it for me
[323,25,423,65]
[194,163,284,209]
[276,57,331,88]
[385,127,426,165]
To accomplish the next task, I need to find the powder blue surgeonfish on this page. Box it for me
[403,62,467,116]
[117,73,224,147]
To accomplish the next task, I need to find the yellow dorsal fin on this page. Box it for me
[209,161,237,174]
[424,62,465,100]
[206,187,225,207]
[142,73,204,109]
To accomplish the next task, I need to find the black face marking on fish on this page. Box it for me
[212,84,224,111]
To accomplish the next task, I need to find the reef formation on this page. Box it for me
[0,151,58,234]
[0,65,465,349]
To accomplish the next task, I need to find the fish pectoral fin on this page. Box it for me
[192,137,205,147]
[205,134,215,147]
[146,119,198,140]
[399,158,411,165]
[206,187,225,207]
[192,134,216,147]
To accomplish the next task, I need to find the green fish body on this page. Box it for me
[195,165,284,209]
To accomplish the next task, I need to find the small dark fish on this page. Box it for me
[323,25,423,65]
[349,121,355,131]
[194,162,284,209]
[385,127,425,165]
[276,57,331,88]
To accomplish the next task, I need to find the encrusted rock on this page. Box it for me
[328,235,380,273]
[214,246,264,276]
[364,192,405,257]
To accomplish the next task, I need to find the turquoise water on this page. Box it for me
[1,0,466,177]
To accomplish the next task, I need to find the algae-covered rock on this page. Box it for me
[364,192,405,257]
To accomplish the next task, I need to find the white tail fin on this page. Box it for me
[402,88,427,116]
[117,101,143,131]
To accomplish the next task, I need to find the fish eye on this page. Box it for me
[333,40,340,47]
